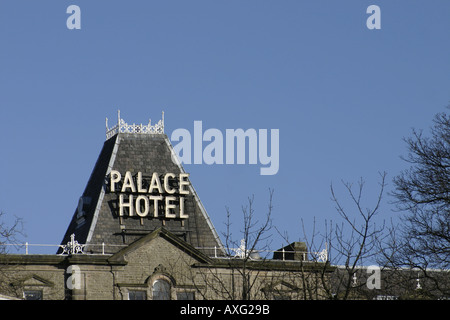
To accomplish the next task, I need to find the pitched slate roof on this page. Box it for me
[59,132,224,257]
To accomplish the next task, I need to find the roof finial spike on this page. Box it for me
[416,273,422,290]
[105,117,109,131]
[118,109,121,124]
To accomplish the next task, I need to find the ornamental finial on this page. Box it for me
[60,233,85,255]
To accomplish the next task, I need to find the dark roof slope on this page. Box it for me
[59,133,224,256]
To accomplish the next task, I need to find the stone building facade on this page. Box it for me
[0,113,331,300]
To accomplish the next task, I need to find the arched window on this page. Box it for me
[152,279,171,300]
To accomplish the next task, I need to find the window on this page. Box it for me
[273,294,291,300]
[128,290,147,300]
[375,295,397,300]
[177,291,195,300]
[23,290,43,300]
[152,279,171,300]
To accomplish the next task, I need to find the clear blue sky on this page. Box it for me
[0,1,449,255]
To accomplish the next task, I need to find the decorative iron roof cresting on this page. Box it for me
[106,110,164,140]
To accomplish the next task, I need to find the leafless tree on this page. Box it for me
[277,173,388,299]
[0,211,24,254]
[207,189,274,300]
[388,110,450,297]
[329,172,387,298]
[0,211,25,298]
[391,112,450,270]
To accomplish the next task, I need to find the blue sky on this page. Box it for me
[0,1,449,256]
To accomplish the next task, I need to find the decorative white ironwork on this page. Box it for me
[315,248,328,262]
[233,239,247,259]
[60,234,85,255]
[314,243,328,262]
[352,273,358,287]
[416,274,422,290]
[106,110,164,140]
